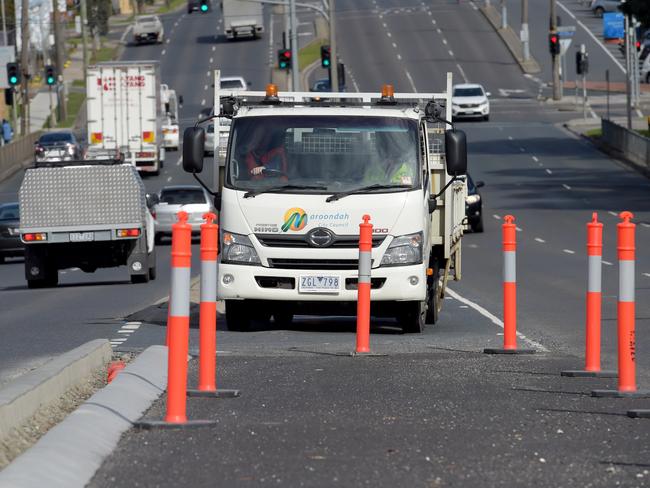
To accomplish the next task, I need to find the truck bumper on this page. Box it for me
[217,262,426,302]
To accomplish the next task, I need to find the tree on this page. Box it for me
[87,0,111,36]
[619,0,650,28]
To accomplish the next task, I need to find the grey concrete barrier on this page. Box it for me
[0,132,42,183]
[602,119,650,170]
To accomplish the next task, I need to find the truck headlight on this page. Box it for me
[221,231,261,265]
[380,232,423,267]
[466,194,481,205]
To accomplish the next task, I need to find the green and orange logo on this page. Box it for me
[282,207,308,232]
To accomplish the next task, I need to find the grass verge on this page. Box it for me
[90,44,119,64]
[157,0,185,14]
[299,38,326,71]
[57,92,86,128]
[584,128,602,138]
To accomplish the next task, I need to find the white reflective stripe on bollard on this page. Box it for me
[503,251,516,283]
[200,261,217,303]
[358,251,372,284]
[619,260,635,303]
[170,267,191,316]
[588,255,602,293]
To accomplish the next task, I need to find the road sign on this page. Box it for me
[0,47,16,89]
[560,38,573,56]
[603,12,624,40]
[556,26,576,38]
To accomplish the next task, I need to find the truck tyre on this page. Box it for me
[28,265,58,288]
[426,266,441,325]
[400,301,426,333]
[273,311,294,327]
[225,300,252,331]
[149,264,157,280]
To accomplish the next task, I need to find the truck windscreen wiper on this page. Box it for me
[243,184,327,198]
[326,184,413,203]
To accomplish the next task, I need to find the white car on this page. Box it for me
[152,186,215,243]
[133,15,164,44]
[162,116,179,150]
[452,84,490,121]
[220,76,250,91]
[642,55,650,84]
[204,118,231,158]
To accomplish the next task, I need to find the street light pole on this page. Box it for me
[0,0,8,46]
[624,13,631,129]
[329,0,338,92]
[80,0,89,77]
[551,0,561,101]
[53,0,67,121]
[20,0,29,135]
[289,0,299,91]
[521,0,530,61]
[500,0,507,29]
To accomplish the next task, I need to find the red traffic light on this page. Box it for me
[550,35,558,43]
[283,50,291,58]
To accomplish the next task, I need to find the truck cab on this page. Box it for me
[183,75,467,333]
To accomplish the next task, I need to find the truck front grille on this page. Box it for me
[257,234,385,249]
[267,259,361,270]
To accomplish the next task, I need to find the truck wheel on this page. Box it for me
[426,266,441,325]
[225,300,251,331]
[28,266,58,288]
[0,254,5,264]
[399,301,426,334]
[273,311,294,327]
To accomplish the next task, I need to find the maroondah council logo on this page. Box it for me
[282,207,308,232]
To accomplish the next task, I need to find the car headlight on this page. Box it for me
[380,232,423,267]
[221,231,261,265]
[466,194,481,205]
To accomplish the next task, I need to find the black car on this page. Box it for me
[187,0,200,13]
[465,174,484,233]
[34,131,81,162]
[309,78,347,101]
[0,202,22,263]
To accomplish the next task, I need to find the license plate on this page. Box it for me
[70,232,94,242]
[298,275,340,294]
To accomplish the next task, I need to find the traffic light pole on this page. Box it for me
[550,0,561,101]
[80,0,89,78]
[19,0,29,135]
[329,0,338,92]
[53,0,67,121]
[289,0,299,91]
[625,13,631,129]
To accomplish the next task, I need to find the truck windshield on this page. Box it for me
[226,116,419,194]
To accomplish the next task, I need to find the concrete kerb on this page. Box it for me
[0,345,168,488]
[301,60,321,91]
[0,339,112,440]
[479,5,541,75]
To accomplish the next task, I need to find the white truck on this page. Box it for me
[19,159,156,288]
[221,0,264,40]
[182,73,467,333]
[86,61,165,175]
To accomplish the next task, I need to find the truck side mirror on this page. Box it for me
[445,130,467,176]
[146,193,160,208]
[178,95,184,106]
[183,127,205,173]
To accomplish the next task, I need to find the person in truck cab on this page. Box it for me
[246,130,288,179]
[362,132,416,186]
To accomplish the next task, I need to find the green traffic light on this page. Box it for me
[323,59,330,67]
[9,76,17,84]
[47,77,55,85]
[200,4,208,11]
[280,62,287,69]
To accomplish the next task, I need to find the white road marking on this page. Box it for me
[563,249,575,255]
[446,288,549,352]
[397,54,402,60]
[204,84,208,90]
[641,223,650,228]
[436,28,442,34]
[392,42,397,48]
[492,214,501,220]
[117,330,134,334]
[176,157,182,166]
[206,71,211,78]
[448,50,454,56]
[535,237,546,243]
[167,176,172,182]
[519,147,525,152]
[608,211,617,216]
[209,57,213,63]
[442,38,448,45]
[603,260,613,266]
[562,184,572,190]
[201,99,206,105]
[382,22,387,28]
[545,169,553,175]
[387,32,392,38]
[405,71,417,92]
[456,63,468,83]
[644,273,650,278]
[470,1,478,10]
[532,156,539,162]
[432,19,436,24]
[508,136,513,140]
[161,49,166,55]
[166,39,170,44]
[516,226,523,232]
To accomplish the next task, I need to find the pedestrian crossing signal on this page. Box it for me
[45,65,56,85]
[278,49,291,70]
[6,62,19,86]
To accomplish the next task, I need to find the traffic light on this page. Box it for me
[320,45,331,68]
[200,0,208,12]
[45,65,56,86]
[549,33,560,56]
[6,62,19,86]
[278,49,291,70]
[576,51,589,76]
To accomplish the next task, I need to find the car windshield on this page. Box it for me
[159,189,206,205]
[227,115,419,193]
[454,88,484,97]
[39,133,73,144]
[221,80,245,89]
[138,16,156,23]
[0,204,19,221]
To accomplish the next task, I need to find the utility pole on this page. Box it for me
[284,4,291,89]
[289,0,299,91]
[550,0,561,101]
[624,13,631,129]
[80,0,89,77]
[53,0,67,121]
[0,0,8,46]
[500,0,507,29]
[329,0,338,92]
[20,0,29,135]
[521,0,529,61]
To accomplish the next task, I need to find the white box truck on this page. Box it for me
[221,0,264,40]
[86,61,165,175]
[182,73,467,333]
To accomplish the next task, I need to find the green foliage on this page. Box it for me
[87,0,112,36]
[619,0,650,28]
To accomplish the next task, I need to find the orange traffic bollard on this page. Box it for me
[484,215,534,355]
[355,215,372,354]
[593,212,650,398]
[135,211,216,430]
[187,213,239,399]
[562,213,616,378]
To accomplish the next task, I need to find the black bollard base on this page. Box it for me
[561,370,617,378]
[628,409,650,419]
[187,389,240,398]
[134,419,216,430]
[592,389,650,398]
[484,348,536,355]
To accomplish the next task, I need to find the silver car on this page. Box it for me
[152,186,215,243]
[133,15,164,44]
[591,0,621,17]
